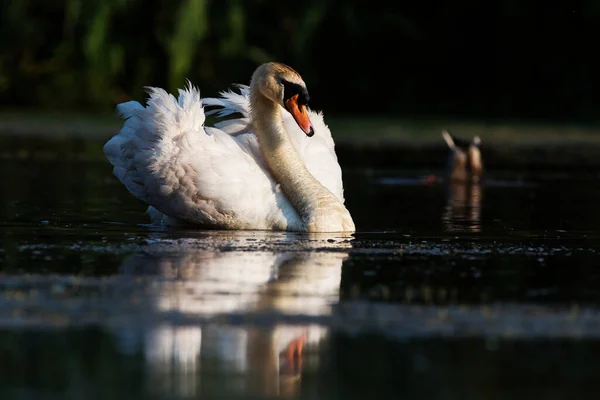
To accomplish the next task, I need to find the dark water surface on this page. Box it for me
[2,136,600,399]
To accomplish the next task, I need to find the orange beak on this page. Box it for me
[285,94,314,137]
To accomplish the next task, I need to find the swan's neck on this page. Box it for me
[251,96,334,221]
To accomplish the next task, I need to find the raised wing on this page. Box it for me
[103,84,301,230]
[203,86,346,203]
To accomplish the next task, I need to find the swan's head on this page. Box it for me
[250,62,315,137]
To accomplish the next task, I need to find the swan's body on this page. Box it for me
[441,130,483,182]
[104,62,354,232]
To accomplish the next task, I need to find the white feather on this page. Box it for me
[104,83,345,231]
[203,85,344,202]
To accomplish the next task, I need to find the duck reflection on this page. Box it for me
[442,181,482,232]
[117,245,349,398]
[440,130,483,232]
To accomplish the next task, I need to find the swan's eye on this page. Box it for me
[282,80,310,106]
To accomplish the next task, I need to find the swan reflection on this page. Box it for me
[116,247,349,398]
[442,181,482,232]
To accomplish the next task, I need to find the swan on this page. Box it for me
[103,62,355,232]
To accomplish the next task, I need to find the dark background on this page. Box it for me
[0,0,597,122]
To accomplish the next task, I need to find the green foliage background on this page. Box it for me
[1,1,599,120]
[0,0,341,110]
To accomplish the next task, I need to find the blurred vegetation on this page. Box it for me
[1,0,599,121]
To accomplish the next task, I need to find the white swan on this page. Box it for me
[103,62,355,232]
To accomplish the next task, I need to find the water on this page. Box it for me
[2,136,600,399]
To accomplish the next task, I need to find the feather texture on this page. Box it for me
[104,81,347,231]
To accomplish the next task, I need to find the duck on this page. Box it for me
[441,130,483,182]
[103,62,355,232]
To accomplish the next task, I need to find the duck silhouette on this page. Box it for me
[441,130,483,182]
